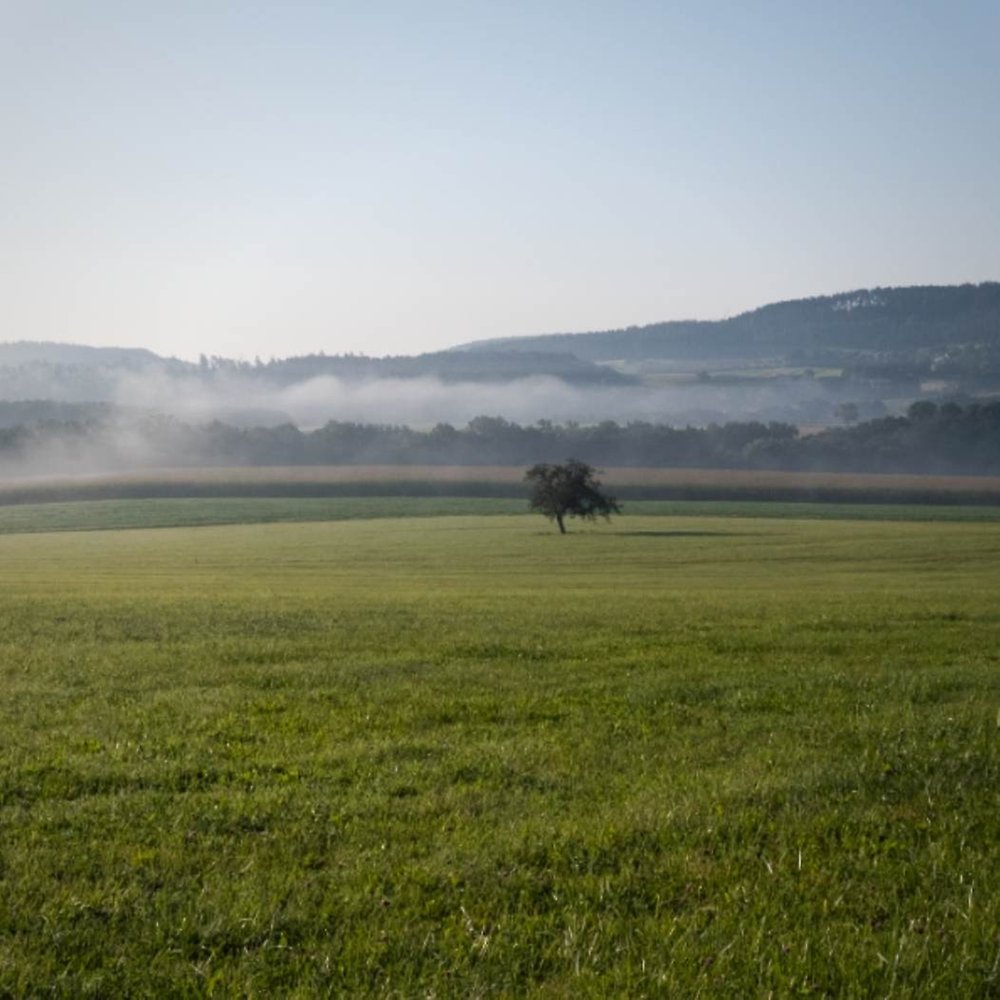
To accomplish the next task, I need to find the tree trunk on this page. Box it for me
[556,513,566,534]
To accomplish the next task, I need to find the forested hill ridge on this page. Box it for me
[241,350,632,386]
[0,342,170,368]
[454,283,1000,368]
[0,343,632,402]
[5,282,998,392]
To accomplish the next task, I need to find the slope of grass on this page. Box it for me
[0,515,997,995]
[0,496,523,535]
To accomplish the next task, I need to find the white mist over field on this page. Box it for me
[0,363,853,480]
[111,370,835,429]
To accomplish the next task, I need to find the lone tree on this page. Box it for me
[525,459,621,534]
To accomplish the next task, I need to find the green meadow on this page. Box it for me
[0,504,997,996]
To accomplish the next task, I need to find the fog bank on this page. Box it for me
[112,370,855,429]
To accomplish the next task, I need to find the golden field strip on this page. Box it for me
[2,465,1000,505]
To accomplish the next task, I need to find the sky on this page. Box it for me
[2,1,998,361]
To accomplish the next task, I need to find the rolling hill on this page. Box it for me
[453,283,1000,370]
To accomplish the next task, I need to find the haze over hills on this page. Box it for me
[1,283,1000,480]
[0,343,636,430]
[0,283,998,433]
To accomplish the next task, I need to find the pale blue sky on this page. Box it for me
[2,1,998,360]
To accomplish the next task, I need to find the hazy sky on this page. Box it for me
[3,1,998,361]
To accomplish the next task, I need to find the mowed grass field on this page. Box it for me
[0,504,998,996]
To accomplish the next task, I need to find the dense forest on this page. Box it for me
[2,402,998,477]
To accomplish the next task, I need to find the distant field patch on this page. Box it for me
[0,497,521,535]
[2,464,1000,506]
[627,499,1000,522]
[605,467,1000,503]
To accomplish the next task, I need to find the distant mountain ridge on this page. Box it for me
[7,282,998,378]
[0,341,180,369]
[453,283,1000,364]
[0,342,630,384]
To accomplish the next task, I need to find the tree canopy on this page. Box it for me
[525,460,622,534]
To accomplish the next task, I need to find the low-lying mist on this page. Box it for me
[8,363,970,483]
[2,392,997,482]
[111,369,851,429]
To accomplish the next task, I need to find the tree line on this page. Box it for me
[1,401,999,476]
